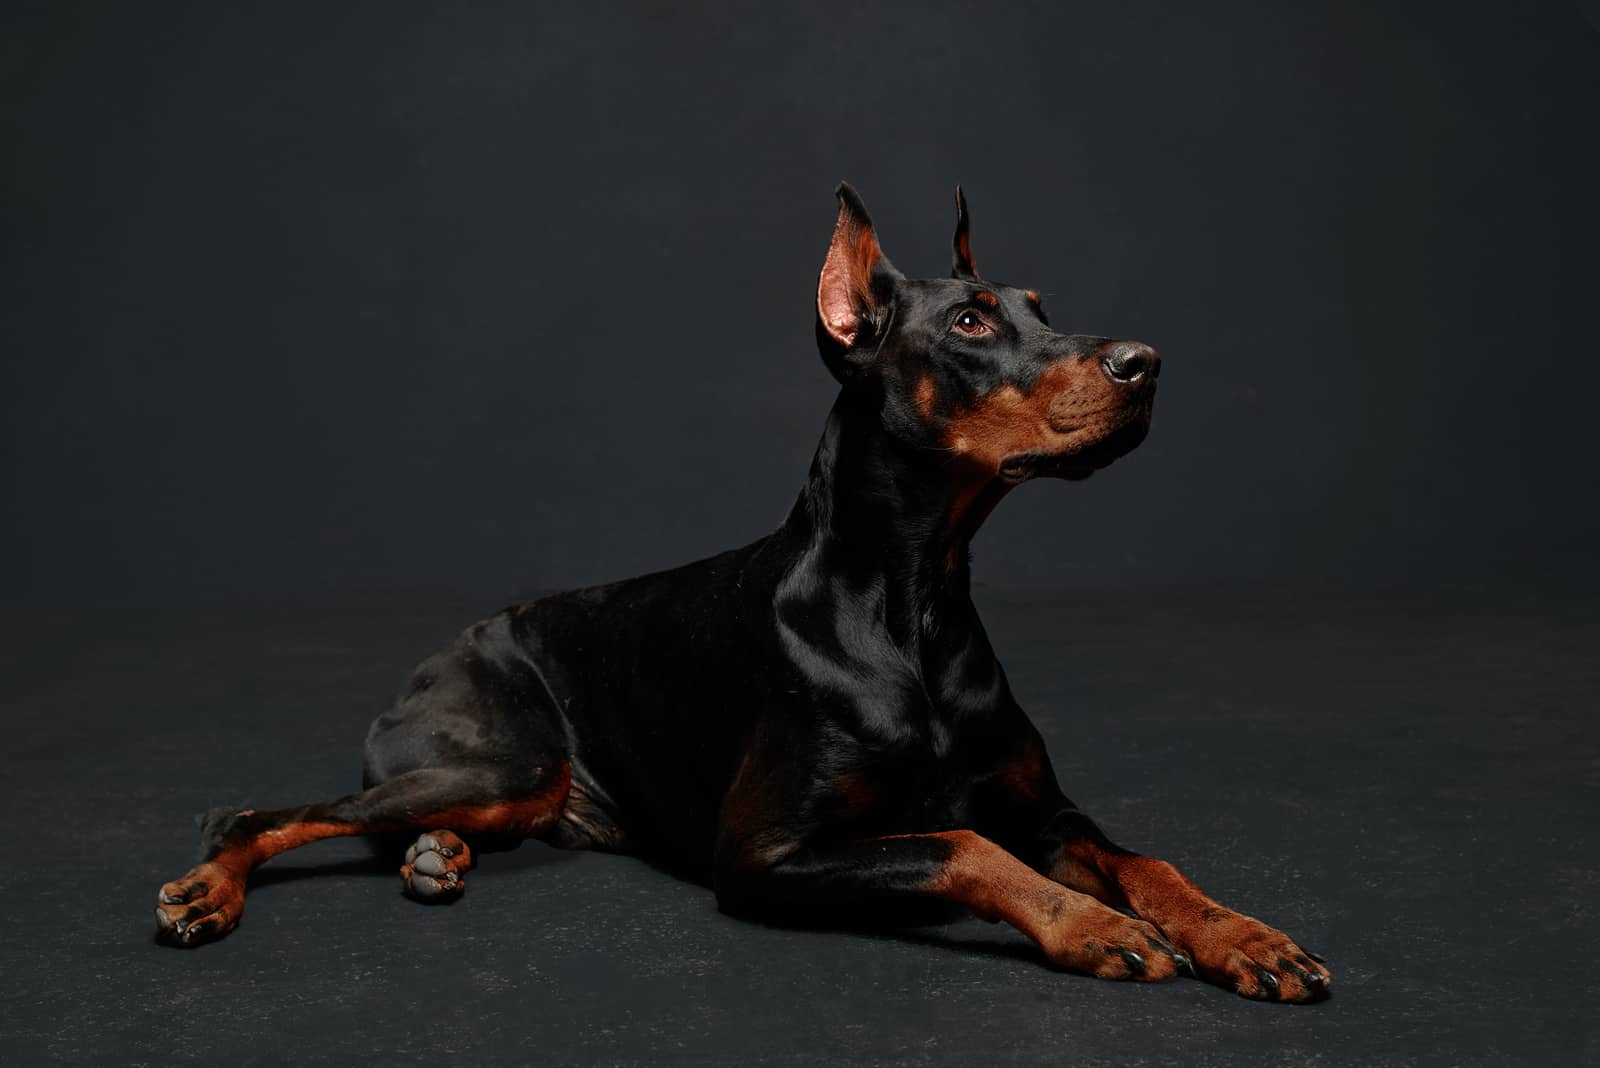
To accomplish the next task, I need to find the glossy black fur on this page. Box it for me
[355,186,1158,915]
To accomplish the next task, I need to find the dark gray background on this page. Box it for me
[4,2,1599,1065]
[7,1,1597,598]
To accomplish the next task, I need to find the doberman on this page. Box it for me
[155,183,1330,1002]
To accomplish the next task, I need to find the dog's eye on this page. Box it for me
[953,310,990,337]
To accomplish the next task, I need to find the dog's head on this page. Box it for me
[815,183,1158,486]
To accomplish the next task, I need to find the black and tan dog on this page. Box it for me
[155,184,1330,1002]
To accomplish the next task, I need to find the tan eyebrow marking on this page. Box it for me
[1025,290,1041,305]
[973,290,999,307]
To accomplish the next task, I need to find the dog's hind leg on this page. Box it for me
[154,759,571,946]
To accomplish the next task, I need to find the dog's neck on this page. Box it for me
[778,389,1002,649]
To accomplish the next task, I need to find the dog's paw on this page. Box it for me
[1180,908,1331,1002]
[155,861,246,946]
[1045,910,1189,982]
[401,830,473,901]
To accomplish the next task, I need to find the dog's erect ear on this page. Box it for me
[817,182,902,353]
[950,185,978,281]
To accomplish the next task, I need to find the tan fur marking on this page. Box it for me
[935,354,1140,572]
[941,359,1126,475]
[1058,845,1332,999]
[943,480,1010,571]
[418,763,573,838]
[917,830,1181,979]
[250,820,354,861]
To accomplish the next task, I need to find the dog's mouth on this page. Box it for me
[999,403,1153,484]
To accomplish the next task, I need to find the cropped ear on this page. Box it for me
[950,184,978,280]
[817,182,902,353]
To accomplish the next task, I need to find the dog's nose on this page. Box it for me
[1101,342,1160,385]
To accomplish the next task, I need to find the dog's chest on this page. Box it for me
[822,716,996,834]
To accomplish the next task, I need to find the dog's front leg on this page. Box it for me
[715,830,1188,981]
[972,722,1332,1001]
[1038,808,1332,1002]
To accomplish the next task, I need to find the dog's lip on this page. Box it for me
[999,409,1152,483]
[999,452,1093,484]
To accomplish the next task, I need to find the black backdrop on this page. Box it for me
[7,1,1598,600]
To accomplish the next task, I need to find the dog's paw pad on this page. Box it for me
[401,829,472,901]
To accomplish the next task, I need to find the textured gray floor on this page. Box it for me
[2,579,1597,1064]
